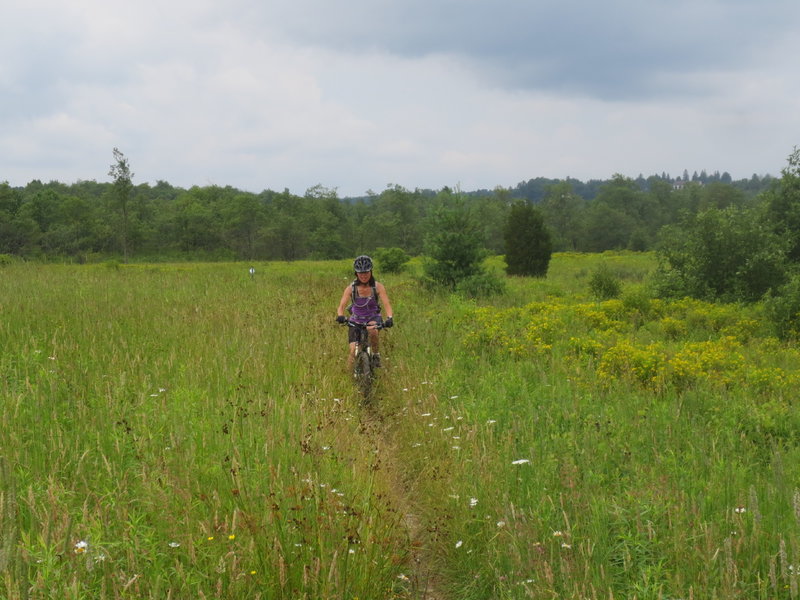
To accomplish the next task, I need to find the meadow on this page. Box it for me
[1,253,799,599]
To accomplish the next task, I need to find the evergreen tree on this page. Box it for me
[422,202,487,291]
[503,201,552,277]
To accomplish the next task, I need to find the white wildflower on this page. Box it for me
[512,459,530,465]
[74,540,89,554]
[455,540,463,549]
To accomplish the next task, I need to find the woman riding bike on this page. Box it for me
[336,255,394,370]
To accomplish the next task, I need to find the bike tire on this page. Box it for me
[354,350,373,399]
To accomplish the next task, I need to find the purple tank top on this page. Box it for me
[349,284,381,323]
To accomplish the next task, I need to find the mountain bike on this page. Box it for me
[343,321,384,400]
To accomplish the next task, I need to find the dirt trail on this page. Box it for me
[358,403,444,600]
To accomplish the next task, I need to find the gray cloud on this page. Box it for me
[1,0,798,195]
[233,0,799,99]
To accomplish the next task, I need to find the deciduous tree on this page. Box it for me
[108,148,133,262]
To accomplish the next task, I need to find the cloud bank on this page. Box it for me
[2,0,798,196]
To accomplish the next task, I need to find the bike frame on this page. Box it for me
[345,320,383,399]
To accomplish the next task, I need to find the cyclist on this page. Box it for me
[336,255,394,369]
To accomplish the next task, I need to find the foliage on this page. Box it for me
[455,270,507,298]
[373,246,410,273]
[763,272,800,340]
[652,206,788,302]
[421,202,491,293]
[503,201,552,276]
[108,147,134,262]
[589,263,622,300]
[539,181,585,251]
[764,146,800,262]
[0,163,780,264]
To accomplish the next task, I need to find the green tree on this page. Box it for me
[221,193,266,260]
[764,146,800,262]
[579,201,635,252]
[174,188,221,253]
[653,206,787,302]
[108,148,133,262]
[503,201,552,277]
[540,182,585,251]
[422,202,489,292]
[373,247,410,273]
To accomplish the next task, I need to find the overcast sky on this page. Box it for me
[2,0,799,197]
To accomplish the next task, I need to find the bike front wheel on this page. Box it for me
[354,350,373,399]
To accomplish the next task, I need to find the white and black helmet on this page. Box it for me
[353,255,373,273]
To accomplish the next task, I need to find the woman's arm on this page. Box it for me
[337,285,351,318]
[376,282,393,318]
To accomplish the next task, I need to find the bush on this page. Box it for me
[763,273,800,340]
[590,264,622,300]
[622,285,654,319]
[455,271,507,298]
[0,254,16,266]
[653,206,787,303]
[373,247,410,274]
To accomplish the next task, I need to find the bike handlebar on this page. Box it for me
[340,320,384,330]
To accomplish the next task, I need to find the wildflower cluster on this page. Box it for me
[597,341,667,389]
[459,295,800,396]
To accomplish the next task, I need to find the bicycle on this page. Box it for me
[342,320,384,400]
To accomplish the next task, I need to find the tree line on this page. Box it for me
[0,151,775,263]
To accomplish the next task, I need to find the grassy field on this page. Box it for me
[2,253,800,599]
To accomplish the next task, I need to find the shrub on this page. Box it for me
[373,247,410,274]
[589,264,622,300]
[763,273,800,340]
[653,206,787,302]
[455,271,506,298]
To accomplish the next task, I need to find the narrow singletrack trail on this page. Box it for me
[355,371,446,600]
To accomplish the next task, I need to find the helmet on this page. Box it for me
[353,255,373,273]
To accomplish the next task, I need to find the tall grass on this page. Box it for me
[1,262,409,599]
[2,254,799,599]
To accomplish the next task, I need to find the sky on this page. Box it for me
[2,0,799,198]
